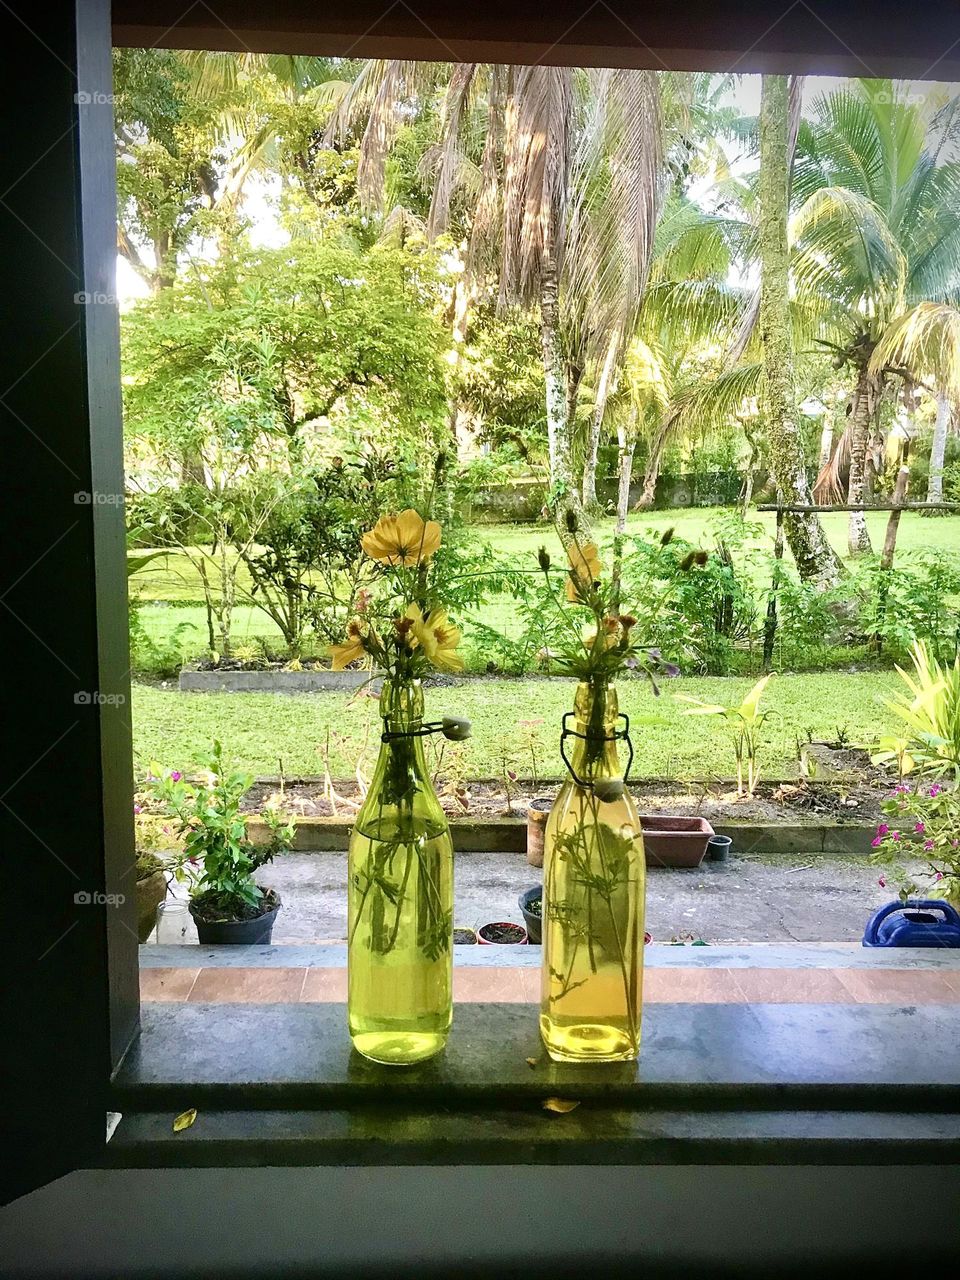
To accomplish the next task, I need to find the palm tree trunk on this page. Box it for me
[636,413,674,509]
[540,247,582,526]
[758,75,844,589]
[927,392,953,504]
[615,412,637,534]
[818,417,834,469]
[847,364,878,554]
[582,329,619,509]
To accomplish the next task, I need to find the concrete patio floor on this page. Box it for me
[153,848,897,946]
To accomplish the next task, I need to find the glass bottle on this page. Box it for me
[539,678,646,1062]
[347,677,453,1064]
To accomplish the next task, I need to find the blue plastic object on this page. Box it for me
[862,899,960,948]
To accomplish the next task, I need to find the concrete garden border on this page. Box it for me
[179,668,370,693]
[245,813,874,857]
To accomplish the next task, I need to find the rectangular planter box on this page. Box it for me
[640,815,715,868]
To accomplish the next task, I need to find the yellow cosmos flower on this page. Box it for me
[330,619,367,670]
[566,541,602,601]
[406,604,464,673]
[361,509,441,566]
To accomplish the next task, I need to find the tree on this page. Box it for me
[122,237,449,653]
[758,76,844,588]
[928,392,956,504]
[331,62,665,527]
[793,80,960,552]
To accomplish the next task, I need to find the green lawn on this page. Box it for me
[131,506,960,669]
[132,670,902,783]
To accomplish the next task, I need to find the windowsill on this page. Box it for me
[105,1000,960,1169]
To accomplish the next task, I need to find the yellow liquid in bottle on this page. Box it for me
[348,826,453,1065]
[347,678,454,1066]
[539,682,645,1063]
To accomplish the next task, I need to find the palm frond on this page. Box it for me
[870,301,960,400]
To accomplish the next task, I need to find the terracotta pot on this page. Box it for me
[640,815,715,868]
[135,869,168,943]
[525,798,553,868]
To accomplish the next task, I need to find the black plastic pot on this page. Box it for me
[518,886,543,945]
[706,834,733,863]
[189,894,281,944]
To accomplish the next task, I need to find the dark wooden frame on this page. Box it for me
[4,0,960,1205]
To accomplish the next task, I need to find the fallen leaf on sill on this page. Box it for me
[172,1108,197,1132]
[542,1097,580,1115]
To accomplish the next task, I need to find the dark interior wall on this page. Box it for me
[2,1163,958,1278]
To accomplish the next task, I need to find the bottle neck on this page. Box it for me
[568,679,622,780]
[372,677,431,803]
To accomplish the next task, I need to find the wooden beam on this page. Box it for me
[111,0,960,78]
[757,503,960,512]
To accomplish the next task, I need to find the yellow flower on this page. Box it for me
[361,509,441,566]
[406,604,464,673]
[565,541,602,601]
[330,619,367,670]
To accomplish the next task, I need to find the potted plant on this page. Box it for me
[478,921,528,945]
[147,741,296,944]
[518,886,542,944]
[134,850,168,943]
[871,780,960,909]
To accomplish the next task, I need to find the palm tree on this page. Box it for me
[327,61,666,526]
[792,79,960,553]
[758,75,845,588]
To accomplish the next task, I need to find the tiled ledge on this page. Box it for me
[141,942,960,969]
[141,962,960,1005]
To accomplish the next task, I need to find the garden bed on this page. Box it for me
[241,772,885,857]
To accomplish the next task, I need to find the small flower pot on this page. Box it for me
[477,921,528,945]
[640,815,715,868]
[706,834,733,862]
[526,798,553,867]
[453,926,478,945]
[135,869,168,943]
[189,892,282,945]
[518,887,543,945]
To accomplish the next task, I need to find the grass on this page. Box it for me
[130,506,960,669]
[132,669,902,783]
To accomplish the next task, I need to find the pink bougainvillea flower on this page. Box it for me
[935,871,944,881]
[891,831,901,841]
[878,876,886,888]
[926,843,936,853]
[170,770,182,782]
[914,821,925,834]
[133,804,142,815]
[929,784,941,797]
[877,823,889,836]
[871,836,883,848]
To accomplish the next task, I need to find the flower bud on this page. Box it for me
[593,777,625,802]
[660,527,675,546]
[694,549,709,566]
[564,508,579,534]
[537,546,551,572]
[442,716,472,741]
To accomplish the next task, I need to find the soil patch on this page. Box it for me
[245,746,891,826]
